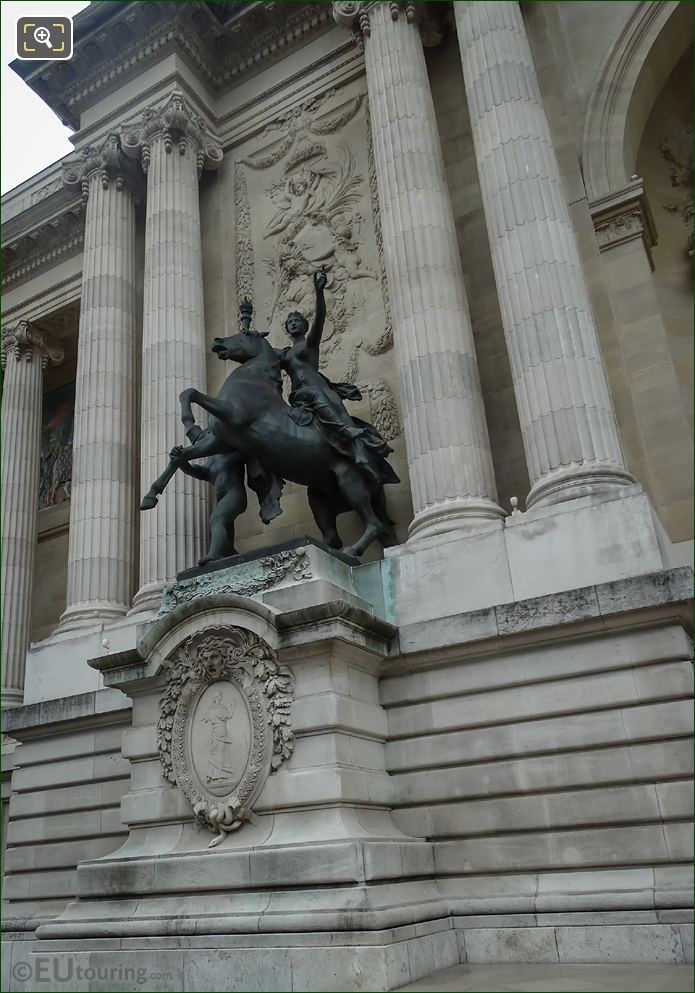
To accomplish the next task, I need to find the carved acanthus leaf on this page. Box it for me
[359,378,401,441]
[333,2,442,44]
[235,163,254,304]
[62,132,138,200]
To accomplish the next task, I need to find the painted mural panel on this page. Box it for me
[39,382,74,510]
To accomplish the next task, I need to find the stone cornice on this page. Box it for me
[589,179,658,269]
[1,273,82,330]
[10,1,334,131]
[2,200,84,291]
[1,320,64,370]
[2,232,84,291]
[2,165,66,224]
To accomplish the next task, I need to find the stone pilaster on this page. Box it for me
[334,2,504,541]
[122,93,223,612]
[590,179,657,268]
[1,322,63,705]
[58,135,139,630]
[454,1,634,509]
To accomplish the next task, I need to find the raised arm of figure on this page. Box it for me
[307,269,328,354]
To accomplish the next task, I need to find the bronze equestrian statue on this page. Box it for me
[141,271,399,561]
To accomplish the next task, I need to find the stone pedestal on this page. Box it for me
[29,558,455,990]
[4,551,692,989]
[1,321,63,706]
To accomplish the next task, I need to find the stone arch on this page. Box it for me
[582,0,693,199]
[137,593,279,677]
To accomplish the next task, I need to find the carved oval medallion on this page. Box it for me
[157,626,295,845]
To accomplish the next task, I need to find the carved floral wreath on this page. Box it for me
[157,627,294,847]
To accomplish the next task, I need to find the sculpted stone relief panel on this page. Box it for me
[232,83,401,448]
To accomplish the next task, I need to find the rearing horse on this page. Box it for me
[141,328,397,559]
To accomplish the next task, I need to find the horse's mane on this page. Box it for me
[236,331,283,393]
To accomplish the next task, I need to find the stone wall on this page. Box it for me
[635,46,694,539]
[2,690,131,929]
[383,597,694,927]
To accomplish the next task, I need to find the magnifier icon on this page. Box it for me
[33,25,53,49]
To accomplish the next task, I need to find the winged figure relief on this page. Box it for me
[262,148,377,336]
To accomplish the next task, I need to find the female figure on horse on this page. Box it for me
[277,270,398,486]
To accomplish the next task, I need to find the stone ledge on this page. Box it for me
[90,596,397,684]
[177,536,359,581]
[395,567,694,659]
[457,922,693,965]
[2,687,131,736]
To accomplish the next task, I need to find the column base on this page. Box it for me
[387,486,672,625]
[127,582,165,617]
[57,602,129,634]
[407,497,506,542]
[525,465,635,511]
[2,688,23,708]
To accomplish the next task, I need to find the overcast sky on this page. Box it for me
[1,0,90,195]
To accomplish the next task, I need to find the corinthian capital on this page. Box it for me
[120,91,223,178]
[333,1,442,44]
[62,132,138,201]
[332,1,375,36]
[1,320,64,370]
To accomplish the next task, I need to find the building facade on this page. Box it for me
[1,2,693,990]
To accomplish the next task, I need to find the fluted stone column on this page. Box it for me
[2,322,63,705]
[122,93,223,612]
[334,2,503,541]
[454,1,634,509]
[59,136,138,630]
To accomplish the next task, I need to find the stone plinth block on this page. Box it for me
[31,557,449,987]
[162,536,383,619]
[387,488,674,625]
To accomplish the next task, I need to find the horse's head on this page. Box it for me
[211,329,270,363]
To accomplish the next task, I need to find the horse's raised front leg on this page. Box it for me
[140,431,226,511]
[180,388,234,438]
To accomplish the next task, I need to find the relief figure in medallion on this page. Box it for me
[202,689,238,785]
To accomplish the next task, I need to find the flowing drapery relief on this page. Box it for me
[233,84,401,443]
